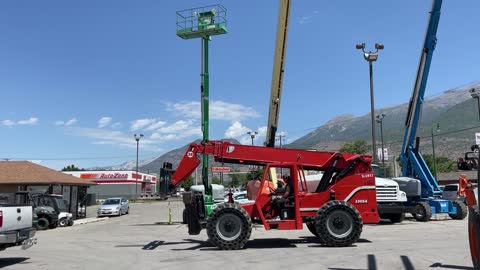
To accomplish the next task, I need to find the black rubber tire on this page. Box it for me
[36,217,50,231]
[306,221,319,237]
[182,209,187,224]
[413,201,432,222]
[126,207,129,214]
[449,200,468,220]
[315,200,363,247]
[58,218,67,227]
[67,219,74,226]
[206,203,252,250]
[49,220,58,229]
[388,213,405,224]
[468,205,480,269]
[185,203,202,235]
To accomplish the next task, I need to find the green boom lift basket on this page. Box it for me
[176,4,228,39]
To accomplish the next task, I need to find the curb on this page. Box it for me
[73,217,109,226]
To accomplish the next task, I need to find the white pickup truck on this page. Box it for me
[304,165,408,223]
[0,202,37,251]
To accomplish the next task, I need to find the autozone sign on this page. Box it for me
[211,167,230,173]
[80,173,128,179]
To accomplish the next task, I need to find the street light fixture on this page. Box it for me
[431,123,440,178]
[376,113,386,170]
[134,133,144,197]
[247,131,258,181]
[356,42,384,164]
[247,131,258,146]
[470,88,480,120]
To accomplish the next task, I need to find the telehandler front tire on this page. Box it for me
[315,200,363,247]
[206,203,252,250]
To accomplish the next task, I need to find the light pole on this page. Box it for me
[134,134,143,197]
[430,123,440,178]
[376,113,386,170]
[356,42,384,164]
[247,131,258,146]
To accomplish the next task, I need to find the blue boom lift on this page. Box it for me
[396,0,467,221]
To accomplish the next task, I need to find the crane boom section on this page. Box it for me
[265,0,291,147]
[172,140,372,186]
[400,0,443,197]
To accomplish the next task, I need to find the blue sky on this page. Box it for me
[0,0,479,170]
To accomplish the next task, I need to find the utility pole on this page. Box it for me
[276,134,285,148]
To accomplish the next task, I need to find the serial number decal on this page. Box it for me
[355,199,368,204]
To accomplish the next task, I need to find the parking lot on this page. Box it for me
[0,200,474,270]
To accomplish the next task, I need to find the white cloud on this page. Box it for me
[150,120,202,141]
[65,118,77,126]
[130,118,156,131]
[239,136,252,145]
[18,117,38,125]
[3,117,38,126]
[299,10,319,25]
[258,126,268,137]
[167,100,259,121]
[299,15,312,25]
[55,118,77,126]
[67,127,160,151]
[224,121,250,138]
[145,120,167,131]
[111,122,122,129]
[2,120,15,126]
[98,117,112,128]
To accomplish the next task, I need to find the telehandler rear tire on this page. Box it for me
[206,203,252,250]
[315,200,362,247]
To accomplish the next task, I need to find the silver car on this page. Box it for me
[443,184,463,202]
[97,198,129,217]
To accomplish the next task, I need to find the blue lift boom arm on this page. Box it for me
[399,0,443,198]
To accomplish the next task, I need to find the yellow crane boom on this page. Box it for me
[265,0,291,147]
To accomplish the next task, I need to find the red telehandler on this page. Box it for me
[458,174,480,269]
[172,140,379,250]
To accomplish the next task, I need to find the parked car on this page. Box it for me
[223,191,249,203]
[443,184,464,202]
[97,198,129,217]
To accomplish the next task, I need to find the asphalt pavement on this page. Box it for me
[0,200,474,270]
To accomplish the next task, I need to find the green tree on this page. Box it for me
[61,164,85,171]
[182,176,194,191]
[212,176,221,185]
[339,140,369,154]
[230,169,248,187]
[246,167,264,183]
[409,154,457,174]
